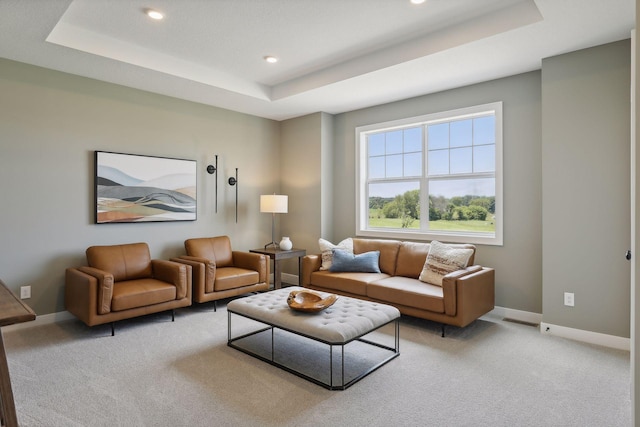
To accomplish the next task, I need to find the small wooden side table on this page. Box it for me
[0,279,36,427]
[249,248,306,289]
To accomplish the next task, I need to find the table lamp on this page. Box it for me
[260,194,288,249]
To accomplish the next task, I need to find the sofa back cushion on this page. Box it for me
[185,236,233,268]
[390,241,477,279]
[395,242,431,279]
[448,243,476,266]
[86,242,152,282]
[353,239,401,275]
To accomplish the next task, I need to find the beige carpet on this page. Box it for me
[3,301,631,426]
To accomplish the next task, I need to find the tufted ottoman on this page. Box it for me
[227,286,400,390]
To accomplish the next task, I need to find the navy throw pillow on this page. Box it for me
[329,249,381,273]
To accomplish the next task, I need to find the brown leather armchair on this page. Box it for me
[172,236,269,310]
[65,242,192,335]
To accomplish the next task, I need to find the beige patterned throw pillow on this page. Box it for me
[419,240,473,286]
[318,238,353,270]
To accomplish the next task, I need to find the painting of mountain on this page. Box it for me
[95,151,197,223]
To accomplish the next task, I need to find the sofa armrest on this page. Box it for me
[151,260,191,300]
[65,267,109,323]
[442,266,494,325]
[177,255,212,265]
[232,251,269,283]
[301,254,322,286]
[76,266,114,315]
[174,256,218,294]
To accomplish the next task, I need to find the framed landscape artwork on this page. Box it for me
[95,151,197,223]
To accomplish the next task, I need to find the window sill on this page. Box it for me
[356,228,502,246]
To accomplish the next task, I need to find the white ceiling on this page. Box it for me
[0,0,635,121]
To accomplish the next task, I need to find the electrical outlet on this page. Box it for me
[564,292,574,307]
[20,286,31,299]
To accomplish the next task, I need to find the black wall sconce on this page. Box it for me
[228,167,238,223]
[206,155,218,213]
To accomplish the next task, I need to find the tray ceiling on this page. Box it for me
[0,0,634,120]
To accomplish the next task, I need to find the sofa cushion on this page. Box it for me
[111,278,177,311]
[185,236,233,268]
[367,276,445,313]
[214,267,260,292]
[329,249,381,273]
[310,270,388,296]
[353,239,401,275]
[86,243,152,282]
[419,240,474,286]
[318,237,353,270]
[395,242,430,279]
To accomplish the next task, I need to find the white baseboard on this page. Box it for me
[540,322,630,351]
[489,307,629,351]
[490,306,543,325]
[2,310,74,332]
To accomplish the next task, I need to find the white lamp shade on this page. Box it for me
[260,195,288,213]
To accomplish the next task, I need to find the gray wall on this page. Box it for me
[279,112,336,277]
[279,113,323,275]
[280,112,323,252]
[542,40,631,337]
[320,112,335,240]
[0,58,281,315]
[329,71,543,314]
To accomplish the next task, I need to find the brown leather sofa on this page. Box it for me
[172,236,269,310]
[65,242,192,335]
[301,238,495,335]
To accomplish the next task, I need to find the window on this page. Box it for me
[356,102,502,245]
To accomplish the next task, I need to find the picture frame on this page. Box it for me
[95,151,197,223]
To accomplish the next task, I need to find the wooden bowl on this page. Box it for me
[287,290,338,313]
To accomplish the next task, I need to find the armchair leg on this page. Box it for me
[441,324,445,338]
[171,309,175,322]
[213,301,217,312]
[111,322,115,337]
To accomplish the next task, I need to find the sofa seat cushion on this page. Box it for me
[310,271,389,296]
[111,279,177,312]
[214,267,260,292]
[367,276,445,313]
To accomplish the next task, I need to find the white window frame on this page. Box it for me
[355,102,503,246]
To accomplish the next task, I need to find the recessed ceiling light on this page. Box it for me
[145,9,164,20]
[264,56,278,64]
[410,0,426,4]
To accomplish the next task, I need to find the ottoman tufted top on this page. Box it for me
[227,286,400,344]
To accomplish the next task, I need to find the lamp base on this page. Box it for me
[264,241,279,250]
